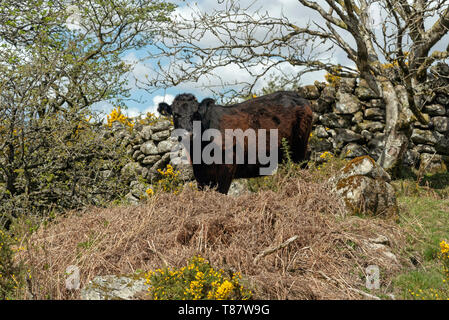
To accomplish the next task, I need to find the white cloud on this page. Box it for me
[122,52,151,90]
[144,94,175,115]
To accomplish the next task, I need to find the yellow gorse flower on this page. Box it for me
[106,106,134,129]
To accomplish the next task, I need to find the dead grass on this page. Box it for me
[17,170,409,300]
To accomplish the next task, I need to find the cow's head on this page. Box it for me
[158,93,200,132]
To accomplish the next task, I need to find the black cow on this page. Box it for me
[158,91,313,194]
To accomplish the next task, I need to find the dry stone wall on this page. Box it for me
[302,75,449,172]
[104,119,193,204]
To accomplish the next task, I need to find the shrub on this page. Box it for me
[144,255,252,300]
[0,228,28,300]
[106,106,135,130]
[146,164,184,197]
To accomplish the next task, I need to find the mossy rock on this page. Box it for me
[335,175,398,217]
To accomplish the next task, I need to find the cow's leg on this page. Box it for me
[217,165,236,194]
[292,107,313,163]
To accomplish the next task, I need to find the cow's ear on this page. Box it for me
[199,98,215,116]
[192,111,202,121]
[199,98,215,109]
[158,102,172,116]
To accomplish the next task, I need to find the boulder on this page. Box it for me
[330,156,398,217]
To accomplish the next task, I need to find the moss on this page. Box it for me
[342,155,376,174]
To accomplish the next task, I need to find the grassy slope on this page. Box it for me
[391,172,449,299]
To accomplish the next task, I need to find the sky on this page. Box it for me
[93,0,336,118]
[92,0,449,119]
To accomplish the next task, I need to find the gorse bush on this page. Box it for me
[0,228,28,300]
[146,164,185,197]
[106,106,134,130]
[144,255,252,300]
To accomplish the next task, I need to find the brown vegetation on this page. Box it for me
[17,168,410,300]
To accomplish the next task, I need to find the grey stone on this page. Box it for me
[423,104,446,116]
[142,155,162,166]
[420,153,447,172]
[357,121,384,133]
[367,138,385,151]
[320,86,336,104]
[411,129,437,145]
[228,180,249,197]
[341,143,370,159]
[335,92,362,114]
[435,94,449,106]
[355,85,379,100]
[434,131,449,155]
[298,85,321,100]
[309,138,333,153]
[361,130,373,141]
[81,275,149,300]
[331,155,391,183]
[319,113,351,128]
[124,192,140,205]
[149,120,172,132]
[140,141,159,155]
[132,150,143,161]
[121,162,143,182]
[140,126,153,140]
[157,140,178,154]
[364,108,385,120]
[338,78,357,93]
[149,153,172,179]
[414,144,437,154]
[314,125,330,139]
[432,116,449,133]
[130,181,147,198]
[152,130,171,141]
[170,157,194,181]
[370,99,384,108]
[403,149,420,167]
[335,129,363,144]
[310,99,331,114]
[352,111,364,124]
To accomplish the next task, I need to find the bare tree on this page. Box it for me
[147,0,449,174]
[0,0,176,226]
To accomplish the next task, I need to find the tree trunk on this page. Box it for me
[376,77,414,176]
